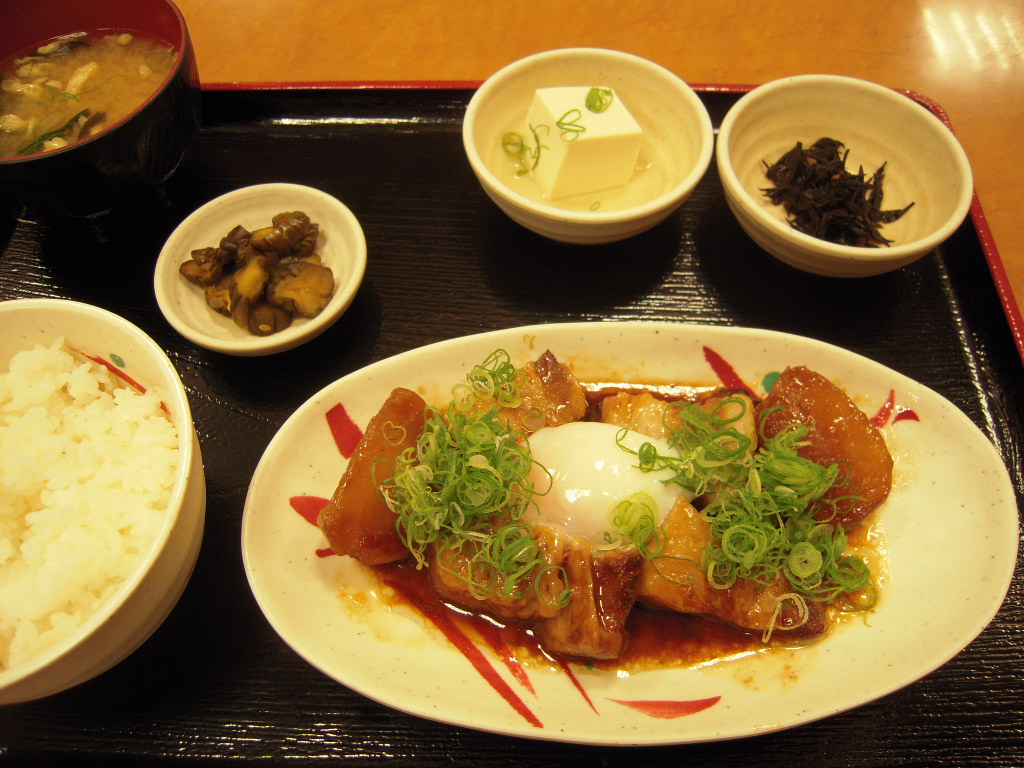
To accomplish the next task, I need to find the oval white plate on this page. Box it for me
[154,183,366,356]
[242,322,1017,745]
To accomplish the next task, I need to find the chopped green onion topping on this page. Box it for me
[602,492,660,552]
[625,396,875,622]
[17,108,90,155]
[503,126,547,175]
[454,349,522,410]
[585,86,614,113]
[556,108,586,142]
[627,396,753,497]
[378,352,566,606]
[502,131,526,157]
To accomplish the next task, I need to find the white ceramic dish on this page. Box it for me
[154,183,366,356]
[242,321,1016,745]
[463,48,714,244]
[716,75,974,277]
[0,298,206,704]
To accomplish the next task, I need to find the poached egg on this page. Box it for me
[525,421,692,544]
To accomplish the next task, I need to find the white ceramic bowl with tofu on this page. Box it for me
[716,74,974,277]
[463,48,714,244]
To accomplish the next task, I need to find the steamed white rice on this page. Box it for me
[0,340,179,670]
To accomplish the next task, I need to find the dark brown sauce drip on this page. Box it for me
[373,560,805,673]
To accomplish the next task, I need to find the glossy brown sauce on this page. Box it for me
[374,560,811,674]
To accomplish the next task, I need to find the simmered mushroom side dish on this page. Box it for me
[178,211,335,336]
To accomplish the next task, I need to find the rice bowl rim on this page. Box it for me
[0,298,195,686]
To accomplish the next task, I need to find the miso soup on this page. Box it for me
[0,30,176,158]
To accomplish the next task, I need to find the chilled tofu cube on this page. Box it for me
[526,86,642,200]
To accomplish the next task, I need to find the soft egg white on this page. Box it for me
[525,421,691,544]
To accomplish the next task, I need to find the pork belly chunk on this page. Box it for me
[429,522,646,660]
[496,349,587,435]
[533,526,644,660]
[427,524,568,621]
[600,389,756,448]
[599,389,827,635]
[638,497,827,637]
[599,390,678,440]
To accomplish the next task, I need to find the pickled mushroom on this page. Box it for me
[177,210,335,336]
[178,246,226,285]
[219,225,251,257]
[250,211,313,255]
[228,252,272,329]
[247,302,292,336]
[204,279,231,313]
[291,222,320,260]
[267,261,335,318]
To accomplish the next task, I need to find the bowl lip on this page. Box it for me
[153,182,367,356]
[0,297,195,689]
[0,0,192,167]
[462,46,715,225]
[715,73,975,262]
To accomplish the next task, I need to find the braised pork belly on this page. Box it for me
[321,350,892,662]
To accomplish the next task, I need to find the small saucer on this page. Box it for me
[154,183,366,355]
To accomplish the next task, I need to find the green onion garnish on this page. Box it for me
[378,352,566,605]
[644,398,875,621]
[16,108,89,155]
[585,86,614,113]
[502,131,526,157]
[556,108,585,142]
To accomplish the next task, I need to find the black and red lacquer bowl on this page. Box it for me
[0,0,201,219]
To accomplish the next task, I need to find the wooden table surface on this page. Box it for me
[174,0,1024,329]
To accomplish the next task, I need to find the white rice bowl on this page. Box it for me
[0,341,178,669]
[0,299,205,704]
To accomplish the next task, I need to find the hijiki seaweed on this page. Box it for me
[762,137,914,247]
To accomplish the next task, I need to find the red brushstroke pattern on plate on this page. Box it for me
[379,565,544,728]
[871,389,920,427]
[325,402,362,458]
[703,345,756,398]
[608,697,722,719]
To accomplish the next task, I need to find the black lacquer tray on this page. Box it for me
[0,87,1021,767]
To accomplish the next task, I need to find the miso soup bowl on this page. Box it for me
[716,75,974,277]
[0,298,206,704]
[463,48,714,245]
[0,0,202,220]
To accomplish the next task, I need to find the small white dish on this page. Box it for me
[241,321,1016,744]
[154,183,366,356]
[716,75,974,277]
[463,48,714,244]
